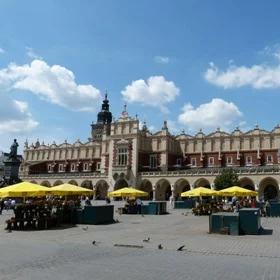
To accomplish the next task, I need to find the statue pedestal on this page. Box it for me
[3,157,21,184]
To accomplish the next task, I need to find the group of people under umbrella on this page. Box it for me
[0,183,258,227]
[0,182,95,231]
[180,186,258,216]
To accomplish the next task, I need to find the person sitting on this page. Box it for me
[85,197,92,206]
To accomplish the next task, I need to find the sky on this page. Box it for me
[1,0,280,152]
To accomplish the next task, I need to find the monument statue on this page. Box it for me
[9,139,19,161]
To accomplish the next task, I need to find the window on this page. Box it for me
[191,158,196,167]
[118,147,128,166]
[226,156,233,165]
[176,158,182,166]
[83,163,89,171]
[246,156,252,165]
[267,155,273,164]
[208,157,214,166]
[58,164,64,172]
[149,155,157,168]
[96,162,101,171]
[47,164,52,173]
[71,163,76,172]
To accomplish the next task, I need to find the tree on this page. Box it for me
[214,168,239,190]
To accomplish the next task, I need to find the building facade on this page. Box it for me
[20,96,280,201]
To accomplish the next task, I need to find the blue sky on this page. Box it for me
[1,0,280,151]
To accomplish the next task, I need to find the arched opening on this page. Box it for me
[30,180,38,184]
[68,180,78,186]
[40,181,51,187]
[95,180,109,200]
[174,179,190,199]
[259,177,279,201]
[194,178,211,189]
[155,179,171,201]
[239,177,255,191]
[114,179,128,190]
[81,180,93,189]
[53,180,63,186]
[139,180,153,200]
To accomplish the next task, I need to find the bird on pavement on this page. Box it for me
[92,240,97,245]
[143,237,150,242]
[177,245,185,251]
[158,244,163,250]
[82,226,88,231]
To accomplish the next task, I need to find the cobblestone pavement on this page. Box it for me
[0,202,280,280]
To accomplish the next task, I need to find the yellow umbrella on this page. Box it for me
[218,186,257,197]
[181,187,218,197]
[108,187,148,198]
[49,183,94,196]
[0,182,51,198]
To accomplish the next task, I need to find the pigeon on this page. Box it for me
[158,244,163,250]
[92,240,97,245]
[177,245,185,251]
[82,226,88,231]
[143,237,150,242]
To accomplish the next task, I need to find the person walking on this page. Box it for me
[136,198,142,214]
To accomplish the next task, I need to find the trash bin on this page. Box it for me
[148,202,167,214]
[209,212,239,235]
[229,221,239,236]
[239,208,261,235]
[141,205,149,214]
[209,213,223,233]
[82,205,114,224]
[269,202,280,217]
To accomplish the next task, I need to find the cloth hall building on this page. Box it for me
[20,95,280,201]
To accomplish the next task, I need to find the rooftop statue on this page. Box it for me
[9,139,19,161]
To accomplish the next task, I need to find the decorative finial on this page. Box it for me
[162,120,168,130]
[135,114,138,120]
[142,121,147,131]
[105,90,108,100]
[124,103,127,112]
[35,138,40,148]
[255,123,259,129]
[24,139,28,148]
[181,129,185,134]
[199,128,202,132]
[217,127,220,132]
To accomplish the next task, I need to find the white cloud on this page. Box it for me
[0,59,102,111]
[205,60,280,89]
[154,56,170,64]
[26,47,42,59]
[0,97,38,134]
[122,76,179,112]
[178,98,243,131]
[0,48,5,54]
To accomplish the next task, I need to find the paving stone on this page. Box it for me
[0,203,279,280]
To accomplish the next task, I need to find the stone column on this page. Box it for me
[152,184,156,201]
[210,183,215,190]
[171,184,175,196]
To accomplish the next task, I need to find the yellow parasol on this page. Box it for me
[218,186,257,197]
[49,183,94,196]
[0,182,51,198]
[181,187,219,197]
[108,187,148,198]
